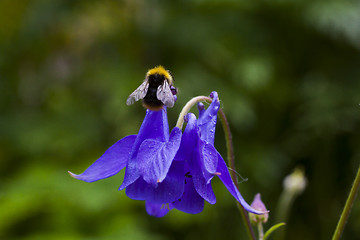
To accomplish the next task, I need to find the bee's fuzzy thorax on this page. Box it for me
[147,66,172,83]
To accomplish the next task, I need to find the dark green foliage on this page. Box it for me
[1,0,359,239]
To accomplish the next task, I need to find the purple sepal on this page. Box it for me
[118,156,140,190]
[69,135,136,182]
[137,127,182,186]
[174,114,197,161]
[216,153,266,215]
[135,109,170,143]
[119,109,170,190]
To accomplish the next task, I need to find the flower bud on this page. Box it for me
[283,167,307,195]
[249,193,269,225]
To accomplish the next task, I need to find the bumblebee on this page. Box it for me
[126,66,177,111]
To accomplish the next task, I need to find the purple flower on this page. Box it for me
[69,108,183,205]
[147,92,265,217]
[69,91,265,217]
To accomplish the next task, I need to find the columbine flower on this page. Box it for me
[69,90,265,218]
[146,92,265,216]
[68,108,183,207]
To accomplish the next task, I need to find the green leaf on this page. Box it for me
[263,222,286,240]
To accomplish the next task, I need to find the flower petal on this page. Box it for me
[200,140,218,179]
[135,109,170,143]
[190,148,216,204]
[138,127,182,186]
[172,176,204,214]
[118,156,141,190]
[192,168,216,204]
[119,109,171,190]
[216,153,267,215]
[180,114,216,204]
[197,91,220,145]
[197,102,205,118]
[68,135,136,182]
[125,160,185,204]
[178,115,217,184]
[174,113,197,161]
[145,202,171,217]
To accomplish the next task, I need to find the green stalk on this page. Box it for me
[176,96,256,240]
[218,105,256,240]
[257,223,264,240]
[176,96,209,129]
[332,165,360,240]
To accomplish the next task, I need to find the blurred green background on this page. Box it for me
[1,0,360,239]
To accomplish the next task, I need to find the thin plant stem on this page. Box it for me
[176,95,256,240]
[257,222,264,240]
[218,106,256,240]
[176,96,209,129]
[332,165,360,240]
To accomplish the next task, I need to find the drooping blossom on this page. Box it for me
[69,91,265,217]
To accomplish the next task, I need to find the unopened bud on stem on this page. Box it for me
[249,193,269,225]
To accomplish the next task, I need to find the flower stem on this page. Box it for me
[332,164,360,240]
[176,96,210,129]
[176,95,256,240]
[257,223,264,240]
[218,109,256,240]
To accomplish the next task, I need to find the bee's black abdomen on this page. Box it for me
[142,73,166,110]
[143,86,163,109]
